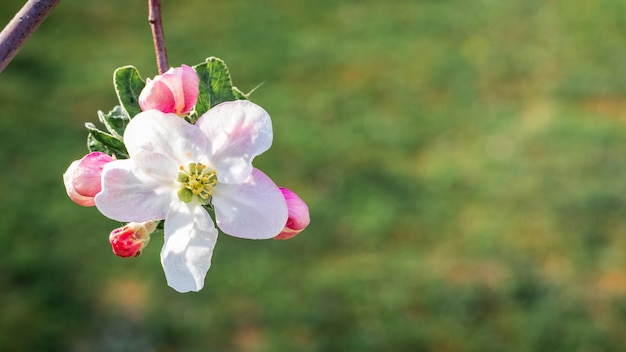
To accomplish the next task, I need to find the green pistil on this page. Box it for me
[177,162,217,204]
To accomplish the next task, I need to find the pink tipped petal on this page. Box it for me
[95,152,178,222]
[139,65,199,115]
[196,100,273,184]
[63,153,113,207]
[213,168,288,239]
[161,67,185,114]
[274,228,301,240]
[161,202,217,293]
[281,188,310,231]
[72,152,114,196]
[124,110,209,166]
[274,188,310,240]
[139,79,176,113]
[180,65,199,113]
[63,160,95,206]
[66,189,95,207]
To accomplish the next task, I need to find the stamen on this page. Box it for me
[177,162,217,204]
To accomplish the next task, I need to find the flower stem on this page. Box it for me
[148,0,168,74]
[0,0,61,74]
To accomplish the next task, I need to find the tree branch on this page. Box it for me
[148,0,168,74]
[0,0,61,74]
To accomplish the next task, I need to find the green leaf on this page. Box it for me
[193,57,237,116]
[114,66,146,118]
[87,133,111,154]
[85,122,129,158]
[232,86,248,100]
[97,105,130,138]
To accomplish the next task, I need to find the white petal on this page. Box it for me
[196,100,273,183]
[95,151,178,222]
[161,202,218,293]
[213,168,288,239]
[124,110,210,166]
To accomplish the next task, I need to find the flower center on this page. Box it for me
[177,162,217,204]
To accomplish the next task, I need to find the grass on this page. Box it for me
[2,0,626,350]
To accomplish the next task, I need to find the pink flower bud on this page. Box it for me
[109,221,158,258]
[274,188,310,240]
[138,64,199,115]
[63,152,114,207]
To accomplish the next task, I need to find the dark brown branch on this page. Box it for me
[0,0,61,73]
[148,0,168,74]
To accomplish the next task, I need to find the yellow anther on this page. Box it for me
[177,162,217,204]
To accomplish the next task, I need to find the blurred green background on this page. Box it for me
[2,0,626,350]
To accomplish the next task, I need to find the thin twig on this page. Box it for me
[0,0,61,74]
[148,0,168,74]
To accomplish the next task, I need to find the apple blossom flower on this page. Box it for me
[109,220,158,257]
[95,100,288,292]
[63,151,115,207]
[274,188,310,240]
[138,64,199,115]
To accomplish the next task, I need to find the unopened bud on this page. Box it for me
[109,221,158,258]
[63,152,114,207]
[274,188,310,240]
[138,64,199,115]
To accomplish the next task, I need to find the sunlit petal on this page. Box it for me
[161,202,218,293]
[95,152,178,222]
[196,100,273,183]
[213,168,287,239]
[124,110,210,166]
